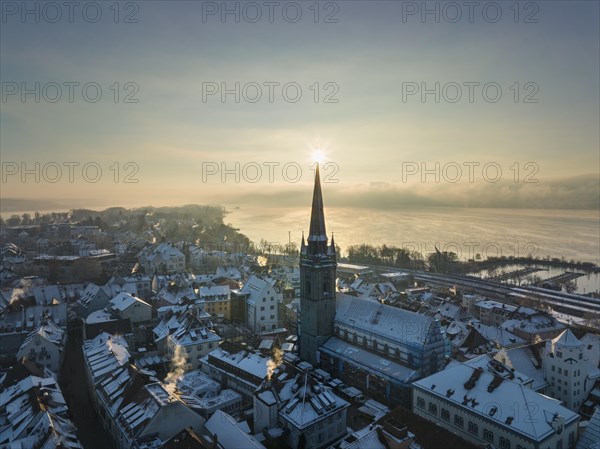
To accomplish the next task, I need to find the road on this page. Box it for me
[59,322,115,449]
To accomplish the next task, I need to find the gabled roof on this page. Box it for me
[0,375,83,448]
[109,291,150,312]
[205,409,265,449]
[20,320,65,348]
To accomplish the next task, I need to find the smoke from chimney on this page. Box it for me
[164,345,186,395]
[266,346,283,382]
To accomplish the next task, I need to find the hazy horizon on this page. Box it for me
[2,1,599,210]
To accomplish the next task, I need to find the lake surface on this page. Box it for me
[226,206,600,293]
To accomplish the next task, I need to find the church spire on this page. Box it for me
[307,163,328,255]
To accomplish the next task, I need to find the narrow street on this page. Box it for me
[59,322,114,449]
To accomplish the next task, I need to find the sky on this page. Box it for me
[1,0,599,212]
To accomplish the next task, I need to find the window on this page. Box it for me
[569,432,575,444]
[270,314,275,320]
[551,365,555,371]
[262,298,266,302]
[260,306,265,311]
[270,305,275,310]
[558,367,562,374]
[428,402,437,415]
[441,409,450,421]
[416,397,425,409]
[454,415,463,428]
[499,437,511,449]
[468,421,478,435]
[483,429,493,442]
[556,440,562,449]
[564,369,568,376]
[579,352,583,359]
[557,351,562,358]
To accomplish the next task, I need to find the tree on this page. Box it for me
[6,215,20,226]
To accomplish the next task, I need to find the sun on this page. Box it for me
[311,149,326,165]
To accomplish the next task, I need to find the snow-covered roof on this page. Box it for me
[471,321,525,347]
[240,275,273,303]
[83,332,130,382]
[474,300,517,312]
[321,337,418,383]
[413,363,579,442]
[109,291,150,312]
[32,284,66,305]
[335,294,437,346]
[207,348,271,380]
[86,309,117,324]
[205,410,265,449]
[553,329,583,349]
[577,406,600,449]
[0,375,83,448]
[199,285,230,299]
[20,320,65,348]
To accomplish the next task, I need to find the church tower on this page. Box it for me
[299,164,337,366]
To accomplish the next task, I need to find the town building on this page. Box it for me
[138,242,186,274]
[199,285,231,320]
[15,319,65,376]
[0,374,83,448]
[412,363,580,449]
[200,347,272,403]
[473,300,517,327]
[241,274,282,332]
[254,365,349,449]
[543,329,600,411]
[298,165,445,407]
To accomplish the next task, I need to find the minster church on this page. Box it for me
[298,165,445,406]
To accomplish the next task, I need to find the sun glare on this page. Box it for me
[312,149,326,165]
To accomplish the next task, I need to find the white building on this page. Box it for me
[108,291,153,323]
[254,370,350,449]
[167,321,221,371]
[16,320,65,376]
[200,347,272,401]
[412,363,580,449]
[543,329,600,411]
[138,242,186,274]
[241,275,282,332]
[474,300,518,327]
